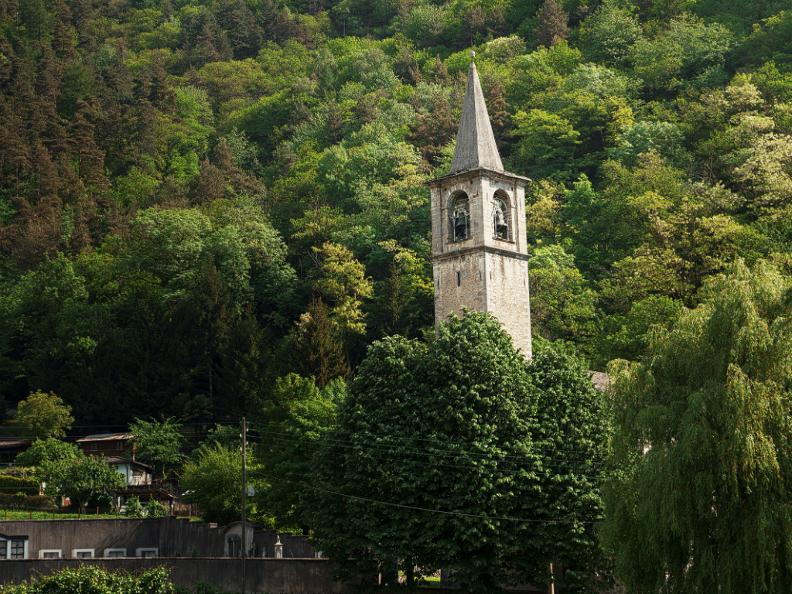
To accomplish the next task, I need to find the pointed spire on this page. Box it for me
[450,58,504,174]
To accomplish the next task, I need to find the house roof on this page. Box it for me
[76,432,133,443]
[0,439,30,450]
[449,60,504,175]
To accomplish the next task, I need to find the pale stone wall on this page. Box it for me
[483,251,532,358]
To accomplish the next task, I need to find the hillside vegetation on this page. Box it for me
[0,0,791,423]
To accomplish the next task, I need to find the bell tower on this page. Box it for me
[428,58,532,357]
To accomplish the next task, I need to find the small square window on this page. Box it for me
[136,548,158,558]
[104,548,126,558]
[10,538,26,559]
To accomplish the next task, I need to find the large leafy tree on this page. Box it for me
[130,418,185,478]
[45,453,126,514]
[257,373,344,531]
[13,390,74,439]
[603,259,792,593]
[313,312,609,592]
[181,441,264,525]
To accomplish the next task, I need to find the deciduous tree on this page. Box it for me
[603,259,792,593]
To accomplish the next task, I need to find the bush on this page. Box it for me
[0,475,39,494]
[0,566,176,594]
[145,499,168,518]
[125,496,145,517]
[0,493,57,510]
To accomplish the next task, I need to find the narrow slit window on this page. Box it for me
[456,271,461,287]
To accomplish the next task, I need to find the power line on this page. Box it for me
[252,432,604,475]
[266,471,600,526]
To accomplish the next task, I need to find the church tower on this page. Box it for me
[429,59,532,357]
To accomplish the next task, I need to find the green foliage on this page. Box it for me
[130,417,184,477]
[0,566,177,594]
[13,391,74,439]
[0,494,57,511]
[313,312,609,592]
[124,495,169,520]
[44,453,126,512]
[602,259,792,592]
[125,495,145,518]
[0,1,789,584]
[577,0,642,67]
[528,245,599,357]
[182,442,256,525]
[258,373,343,530]
[0,474,39,495]
[15,438,79,469]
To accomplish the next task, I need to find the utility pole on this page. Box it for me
[241,417,247,594]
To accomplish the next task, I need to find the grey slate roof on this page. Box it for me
[450,61,504,174]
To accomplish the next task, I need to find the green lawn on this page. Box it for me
[0,509,126,520]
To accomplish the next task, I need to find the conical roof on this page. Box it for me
[449,61,504,174]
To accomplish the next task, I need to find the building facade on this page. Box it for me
[0,517,319,560]
[429,60,532,357]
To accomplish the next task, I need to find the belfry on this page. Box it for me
[428,58,533,357]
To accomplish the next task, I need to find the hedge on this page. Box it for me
[0,475,38,494]
[0,493,57,511]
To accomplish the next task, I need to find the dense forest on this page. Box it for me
[0,0,791,425]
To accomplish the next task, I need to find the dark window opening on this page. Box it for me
[456,271,461,287]
[10,539,25,559]
[449,194,470,242]
[228,536,241,557]
[493,193,510,240]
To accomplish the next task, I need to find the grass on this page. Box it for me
[0,509,126,520]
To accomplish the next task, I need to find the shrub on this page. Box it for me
[0,493,57,510]
[0,475,39,494]
[0,565,176,593]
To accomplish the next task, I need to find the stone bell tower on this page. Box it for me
[428,58,532,357]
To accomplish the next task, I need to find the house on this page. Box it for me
[75,434,153,489]
[75,433,133,458]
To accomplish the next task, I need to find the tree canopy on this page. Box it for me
[312,312,609,592]
[602,258,792,593]
[0,0,790,427]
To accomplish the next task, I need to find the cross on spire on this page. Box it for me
[449,61,504,174]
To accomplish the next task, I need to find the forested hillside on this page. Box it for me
[0,0,790,424]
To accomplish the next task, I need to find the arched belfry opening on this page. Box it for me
[492,190,510,241]
[428,57,533,358]
[449,192,470,242]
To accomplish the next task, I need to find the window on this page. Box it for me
[89,443,98,452]
[104,548,126,558]
[72,549,94,559]
[0,538,6,560]
[39,550,61,559]
[136,548,158,558]
[227,535,241,557]
[492,191,510,240]
[449,193,470,242]
[10,538,26,559]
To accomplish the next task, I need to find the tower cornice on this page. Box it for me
[427,166,531,188]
